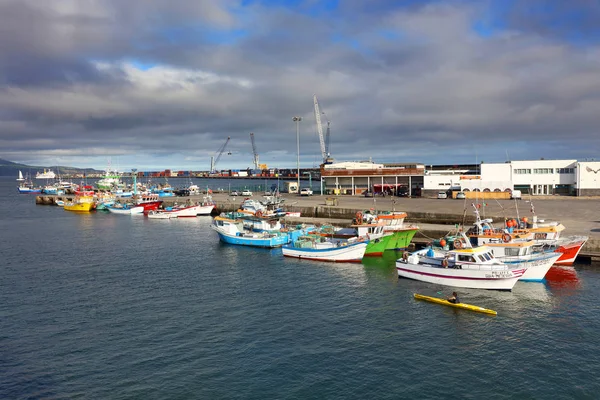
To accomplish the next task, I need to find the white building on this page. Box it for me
[423,159,600,196]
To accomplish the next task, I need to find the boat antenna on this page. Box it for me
[494,199,507,222]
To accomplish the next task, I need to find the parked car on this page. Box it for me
[397,187,409,197]
[300,188,313,196]
[241,190,252,196]
[511,190,522,200]
[230,190,239,196]
[456,191,466,199]
[174,189,191,197]
[437,191,448,199]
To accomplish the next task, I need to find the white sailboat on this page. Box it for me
[16,170,25,181]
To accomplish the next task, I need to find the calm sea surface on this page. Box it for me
[1,177,599,399]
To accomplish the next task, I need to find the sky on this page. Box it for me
[1,0,599,172]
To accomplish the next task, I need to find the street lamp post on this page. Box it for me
[132,168,137,198]
[293,116,302,194]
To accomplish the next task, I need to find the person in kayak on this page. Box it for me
[447,292,460,304]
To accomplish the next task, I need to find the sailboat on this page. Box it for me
[16,170,25,181]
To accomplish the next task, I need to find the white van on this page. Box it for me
[511,190,522,200]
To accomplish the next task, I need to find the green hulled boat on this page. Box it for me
[385,228,419,251]
[364,232,395,257]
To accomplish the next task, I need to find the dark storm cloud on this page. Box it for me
[0,0,599,170]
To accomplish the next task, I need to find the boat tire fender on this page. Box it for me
[502,233,511,243]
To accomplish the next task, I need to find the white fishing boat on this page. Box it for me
[147,210,176,219]
[432,233,560,282]
[106,204,144,215]
[396,246,526,291]
[282,236,368,263]
[16,170,25,181]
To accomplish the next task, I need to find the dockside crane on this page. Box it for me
[250,132,260,170]
[210,136,231,173]
[313,94,333,164]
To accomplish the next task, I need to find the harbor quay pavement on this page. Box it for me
[209,193,600,253]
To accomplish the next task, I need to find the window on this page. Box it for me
[505,248,520,257]
[514,168,533,174]
[558,168,574,174]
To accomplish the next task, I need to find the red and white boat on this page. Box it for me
[136,193,163,212]
[466,205,588,266]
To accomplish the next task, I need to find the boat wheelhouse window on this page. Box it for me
[483,253,492,260]
[458,255,476,262]
[478,255,486,262]
[504,248,520,257]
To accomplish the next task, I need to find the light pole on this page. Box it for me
[131,168,137,198]
[293,116,302,194]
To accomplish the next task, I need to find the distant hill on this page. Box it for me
[0,158,102,177]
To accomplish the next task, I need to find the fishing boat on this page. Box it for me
[211,216,307,248]
[135,194,163,212]
[396,246,525,290]
[220,211,283,232]
[369,211,419,251]
[147,210,176,219]
[96,162,123,190]
[106,203,144,215]
[431,233,560,282]
[64,195,96,212]
[16,170,25,181]
[413,294,497,315]
[311,218,390,257]
[465,204,587,266]
[282,235,368,262]
[17,175,42,194]
[162,204,204,218]
[41,185,64,195]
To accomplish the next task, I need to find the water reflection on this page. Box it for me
[545,266,581,290]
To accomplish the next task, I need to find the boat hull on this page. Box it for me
[396,261,524,290]
[215,231,290,248]
[17,187,41,194]
[503,252,562,281]
[282,242,367,263]
[147,211,175,219]
[554,238,587,266]
[364,234,393,257]
[107,206,145,215]
[414,294,497,315]
[385,228,419,251]
[64,202,95,212]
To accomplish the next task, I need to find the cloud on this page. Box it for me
[0,0,599,170]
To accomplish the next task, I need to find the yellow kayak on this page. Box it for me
[413,294,497,316]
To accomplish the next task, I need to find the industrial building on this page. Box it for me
[321,159,600,197]
[320,161,425,196]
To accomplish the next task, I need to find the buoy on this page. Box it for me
[440,239,447,247]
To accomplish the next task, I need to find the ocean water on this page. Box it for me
[1,177,599,399]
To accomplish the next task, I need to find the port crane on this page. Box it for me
[313,94,333,164]
[250,132,260,170]
[210,136,231,173]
